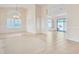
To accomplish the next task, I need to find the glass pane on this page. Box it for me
[7,18,21,28]
[47,19,52,30]
[14,19,21,28]
[57,18,65,32]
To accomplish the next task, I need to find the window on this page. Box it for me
[47,18,52,30]
[7,18,21,28]
[57,18,66,32]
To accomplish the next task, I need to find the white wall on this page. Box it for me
[26,5,36,33]
[65,5,79,42]
[47,4,66,30]
[35,5,48,33]
[47,4,79,42]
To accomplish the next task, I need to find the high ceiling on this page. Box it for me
[0,4,34,7]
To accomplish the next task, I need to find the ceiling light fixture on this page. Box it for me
[12,4,20,19]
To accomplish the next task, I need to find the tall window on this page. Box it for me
[57,18,66,32]
[47,18,53,30]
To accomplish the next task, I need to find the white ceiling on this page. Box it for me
[47,4,66,16]
[0,4,76,16]
[0,4,34,7]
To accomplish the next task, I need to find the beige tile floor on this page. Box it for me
[0,32,79,54]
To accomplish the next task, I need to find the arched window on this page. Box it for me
[6,11,21,28]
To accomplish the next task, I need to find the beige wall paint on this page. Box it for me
[35,5,48,33]
[26,5,36,33]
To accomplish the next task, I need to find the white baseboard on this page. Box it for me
[67,38,79,42]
